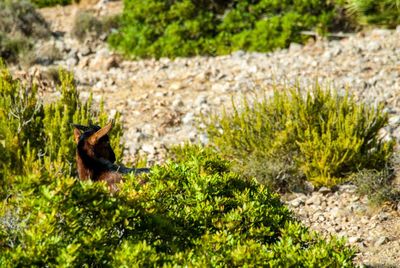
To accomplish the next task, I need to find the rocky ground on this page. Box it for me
[8,1,400,266]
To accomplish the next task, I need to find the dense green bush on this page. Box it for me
[0,62,123,194]
[0,145,355,266]
[109,0,348,58]
[205,84,395,189]
[0,67,355,266]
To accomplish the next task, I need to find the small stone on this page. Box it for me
[172,98,184,108]
[182,112,195,125]
[374,236,389,247]
[305,194,321,206]
[290,198,304,208]
[289,43,302,52]
[154,92,167,98]
[169,82,183,91]
[104,57,119,70]
[371,29,392,36]
[366,41,381,52]
[78,57,90,69]
[378,212,389,221]
[109,109,117,119]
[66,56,78,67]
[141,144,156,155]
[348,236,362,244]
[303,181,315,193]
[318,186,331,194]
[389,115,400,126]
[338,184,357,193]
[195,95,208,106]
[199,133,209,145]
[334,226,342,232]
[317,215,326,222]
[80,46,92,56]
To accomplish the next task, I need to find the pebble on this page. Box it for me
[349,236,363,244]
[374,236,389,247]
[318,186,331,194]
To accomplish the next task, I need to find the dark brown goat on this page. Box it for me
[73,122,149,192]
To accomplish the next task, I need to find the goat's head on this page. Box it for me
[73,122,119,185]
[73,122,116,164]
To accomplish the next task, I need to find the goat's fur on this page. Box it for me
[73,122,148,192]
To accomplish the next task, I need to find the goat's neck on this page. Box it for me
[76,152,93,180]
[76,149,120,181]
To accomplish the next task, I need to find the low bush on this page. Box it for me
[72,11,103,41]
[72,11,120,42]
[204,83,395,189]
[109,0,349,58]
[352,153,400,205]
[30,0,72,8]
[0,0,51,64]
[0,144,356,266]
[345,0,400,27]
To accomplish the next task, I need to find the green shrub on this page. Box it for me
[0,145,355,266]
[345,0,400,27]
[0,63,123,194]
[30,0,72,8]
[72,11,121,42]
[72,11,104,41]
[352,153,400,205]
[109,0,348,58]
[205,83,394,188]
[0,66,355,266]
[0,33,32,64]
[0,0,50,64]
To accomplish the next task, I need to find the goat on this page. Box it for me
[73,122,149,192]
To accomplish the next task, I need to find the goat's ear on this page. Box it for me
[73,128,82,143]
[88,122,113,145]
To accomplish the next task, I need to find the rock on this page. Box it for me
[290,198,305,208]
[389,115,400,126]
[182,112,195,125]
[195,95,208,106]
[374,236,389,247]
[169,82,183,91]
[199,133,209,145]
[172,98,184,108]
[80,46,92,56]
[141,144,156,155]
[366,41,381,52]
[66,56,78,67]
[303,181,315,193]
[289,43,302,52]
[78,57,90,68]
[318,186,331,194]
[104,57,119,70]
[337,184,357,193]
[211,82,230,93]
[377,212,390,221]
[305,194,322,206]
[348,236,362,244]
[371,29,392,37]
